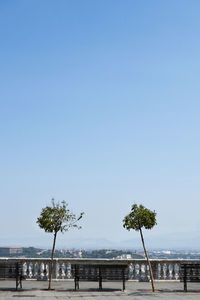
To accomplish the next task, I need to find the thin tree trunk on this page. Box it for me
[48,232,57,290]
[139,228,155,292]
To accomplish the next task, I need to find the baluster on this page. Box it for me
[29,262,33,278]
[127,263,131,280]
[26,262,30,279]
[140,263,144,281]
[141,263,145,281]
[177,262,181,280]
[22,262,26,278]
[61,262,65,279]
[43,262,48,280]
[138,263,142,281]
[166,263,170,280]
[32,262,36,279]
[46,262,49,280]
[64,262,68,279]
[144,263,148,281]
[136,263,140,280]
[128,263,133,280]
[37,262,42,280]
[151,261,158,280]
[132,263,136,280]
[63,262,67,279]
[40,263,44,280]
[174,263,178,280]
[157,263,160,280]
[51,260,57,279]
[160,263,164,280]
[168,263,172,280]
[58,262,62,279]
[66,263,71,279]
[171,263,176,280]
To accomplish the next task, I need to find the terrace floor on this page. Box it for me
[0,280,200,300]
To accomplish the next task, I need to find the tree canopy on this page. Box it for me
[37,199,84,234]
[123,204,157,231]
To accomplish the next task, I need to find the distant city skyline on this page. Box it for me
[1,1,200,249]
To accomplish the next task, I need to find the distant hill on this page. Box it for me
[0,247,143,259]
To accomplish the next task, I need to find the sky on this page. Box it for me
[1,0,200,250]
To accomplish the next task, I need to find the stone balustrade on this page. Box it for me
[0,258,199,281]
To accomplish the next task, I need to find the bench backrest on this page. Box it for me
[180,264,200,282]
[71,264,129,280]
[0,262,22,279]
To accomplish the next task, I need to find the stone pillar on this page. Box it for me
[150,261,158,280]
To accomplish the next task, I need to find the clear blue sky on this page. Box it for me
[1,0,200,249]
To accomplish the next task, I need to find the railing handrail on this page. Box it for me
[0,257,200,262]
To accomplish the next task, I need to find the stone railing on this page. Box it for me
[1,258,200,281]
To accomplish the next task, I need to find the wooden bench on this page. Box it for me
[180,263,200,292]
[71,263,129,291]
[0,262,23,290]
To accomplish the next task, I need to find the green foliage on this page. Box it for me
[37,199,84,234]
[81,249,143,259]
[123,204,157,231]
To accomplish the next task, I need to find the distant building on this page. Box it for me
[162,250,171,255]
[116,254,132,259]
[0,247,22,256]
[78,250,82,258]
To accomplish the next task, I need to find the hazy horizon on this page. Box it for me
[1,233,200,251]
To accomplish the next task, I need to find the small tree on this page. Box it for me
[123,204,157,292]
[37,199,84,290]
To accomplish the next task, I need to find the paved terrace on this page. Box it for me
[0,280,200,300]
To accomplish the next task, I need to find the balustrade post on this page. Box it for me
[166,263,170,279]
[138,263,142,280]
[58,262,62,279]
[37,262,41,280]
[160,263,164,280]
[133,263,136,280]
[52,260,58,279]
[177,262,181,280]
[150,261,158,280]
[171,263,176,280]
[26,262,30,279]
[32,262,36,279]
[43,262,48,280]
[144,264,149,281]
